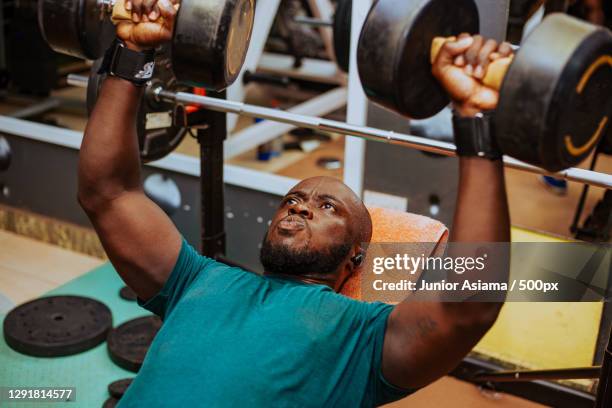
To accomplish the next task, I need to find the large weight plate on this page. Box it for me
[103,397,119,408]
[172,0,255,89]
[107,316,162,372]
[119,286,138,301]
[333,0,352,72]
[3,296,112,357]
[38,0,115,60]
[87,48,189,162]
[496,14,612,172]
[358,0,479,119]
[107,378,133,399]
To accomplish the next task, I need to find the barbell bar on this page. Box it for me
[67,74,612,189]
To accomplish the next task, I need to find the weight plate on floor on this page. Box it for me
[496,14,612,171]
[358,0,479,119]
[333,0,352,72]
[102,397,119,408]
[3,296,112,357]
[87,47,189,162]
[172,0,255,89]
[107,316,162,372]
[119,286,138,302]
[108,378,133,399]
[38,0,115,60]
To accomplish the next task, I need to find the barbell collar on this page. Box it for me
[66,74,612,189]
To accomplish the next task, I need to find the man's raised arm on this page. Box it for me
[78,1,181,301]
[381,35,512,390]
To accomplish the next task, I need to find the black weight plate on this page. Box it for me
[38,0,115,60]
[333,0,352,72]
[496,14,612,172]
[138,50,189,162]
[87,48,188,162]
[102,397,118,408]
[172,0,255,89]
[107,316,162,372]
[119,286,138,301]
[600,124,612,155]
[108,378,133,399]
[358,0,479,119]
[3,296,112,357]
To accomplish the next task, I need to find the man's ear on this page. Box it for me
[350,252,364,267]
[350,245,365,268]
[336,247,364,293]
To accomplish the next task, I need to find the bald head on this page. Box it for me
[288,176,372,246]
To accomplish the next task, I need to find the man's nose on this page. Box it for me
[289,203,313,219]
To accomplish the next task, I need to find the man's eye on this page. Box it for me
[286,198,297,205]
[322,202,335,210]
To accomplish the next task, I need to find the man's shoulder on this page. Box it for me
[203,260,263,284]
[302,285,395,323]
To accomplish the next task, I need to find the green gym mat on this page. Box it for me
[0,263,150,407]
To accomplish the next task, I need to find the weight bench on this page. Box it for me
[340,206,448,301]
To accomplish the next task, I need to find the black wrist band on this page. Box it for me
[98,39,156,86]
[452,110,502,160]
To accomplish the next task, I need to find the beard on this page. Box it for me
[260,233,352,276]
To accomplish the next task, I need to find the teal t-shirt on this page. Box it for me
[118,240,413,407]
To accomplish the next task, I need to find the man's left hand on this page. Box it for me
[116,0,179,50]
[432,34,513,117]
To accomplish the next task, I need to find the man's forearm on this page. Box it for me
[451,157,510,242]
[78,78,144,207]
[445,157,510,325]
[385,157,511,388]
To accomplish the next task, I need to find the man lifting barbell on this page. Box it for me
[76,1,512,407]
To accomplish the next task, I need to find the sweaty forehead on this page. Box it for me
[287,177,359,205]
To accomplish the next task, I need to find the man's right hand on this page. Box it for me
[116,0,180,50]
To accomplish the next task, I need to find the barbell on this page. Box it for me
[67,72,612,189]
[358,0,612,172]
[40,0,612,185]
[38,0,256,90]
